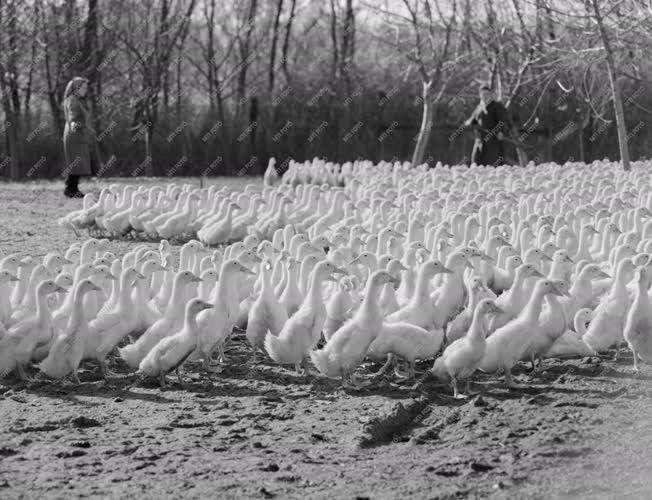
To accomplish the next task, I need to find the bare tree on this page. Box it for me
[402,0,460,166]
[107,0,196,174]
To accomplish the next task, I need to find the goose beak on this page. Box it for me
[241,266,256,276]
[348,257,360,266]
[541,254,553,262]
[8,274,19,282]
[397,263,408,271]
[107,272,118,281]
[440,266,454,274]
[531,269,544,278]
[552,284,567,296]
[596,270,611,279]
[480,254,493,262]
[200,302,214,311]
[135,271,145,280]
[565,256,574,264]
[90,282,103,292]
[190,273,203,283]
[465,260,475,269]
[331,266,348,275]
[55,285,68,294]
[62,258,74,265]
[491,304,504,315]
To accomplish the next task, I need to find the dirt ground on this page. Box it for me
[1,178,651,499]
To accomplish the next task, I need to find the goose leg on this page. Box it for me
[632,348,640,373]
[159,373,167,388]
[218,345,228,363]
[72,371,81,385]
[464,379,477,396]
[350,372,372,388]
[301,357,310,379]
[175,368,184,387]
[394,358,411,378]
[16,363,32,382]
[504,367,524,390]
[451,376,465,399]
[202,358,223,374]
[99,358,118,379]
[371,354,395,378]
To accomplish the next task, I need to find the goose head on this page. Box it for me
[236,249,262,267]
[616,258,636,282]
[244,234,260,251]
[256,240,275,260]
[0,270,19,283]
[386,258,407,288]
[633,253,649,268]
[535,279,566,297]
[77,279,104,296]
[469,276,489,294]
[636,266,651,289]
[37,280,68,297]
[505,255,524,270]
[476,298,503,316]
[176,270,203,285]
[200,268,219,283]
[222,259,255,277]
[187,298,215,316]
[311,235,332,250]
[605,222,622,237]
[515,263,544,281]
[313,260,348,282]
[367,270,401,291]
[349,251,376,268]
[421,259,453,278]
[124,267,146,286]
[580,264,610,281]
[281,256,297,271]
[408,241,430,255]
[92,265,117,282]
[140,260,167,278]
[446,251,474,271]
[552,249,574,266]
[54,272,73,289]
[43,253,72,275]
[551,279,571,297]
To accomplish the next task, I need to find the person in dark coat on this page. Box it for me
[62,77,98,198]
[464,85,512,167]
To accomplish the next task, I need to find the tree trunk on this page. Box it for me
[281,0,296,85]
[145,126,154,176]
[591,0,630,170]
[412,80,433,167]
[269,0,284,94]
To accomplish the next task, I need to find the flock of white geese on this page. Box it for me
[2,159,652,397]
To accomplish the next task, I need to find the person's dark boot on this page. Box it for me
[64,175,84,198]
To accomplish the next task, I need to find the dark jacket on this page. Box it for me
[62,95,97,176]
[467,100,511,166]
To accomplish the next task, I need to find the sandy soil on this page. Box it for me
[1,179,651,499]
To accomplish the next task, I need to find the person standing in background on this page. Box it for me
[62,77,98,198]
[464,84,513,167]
